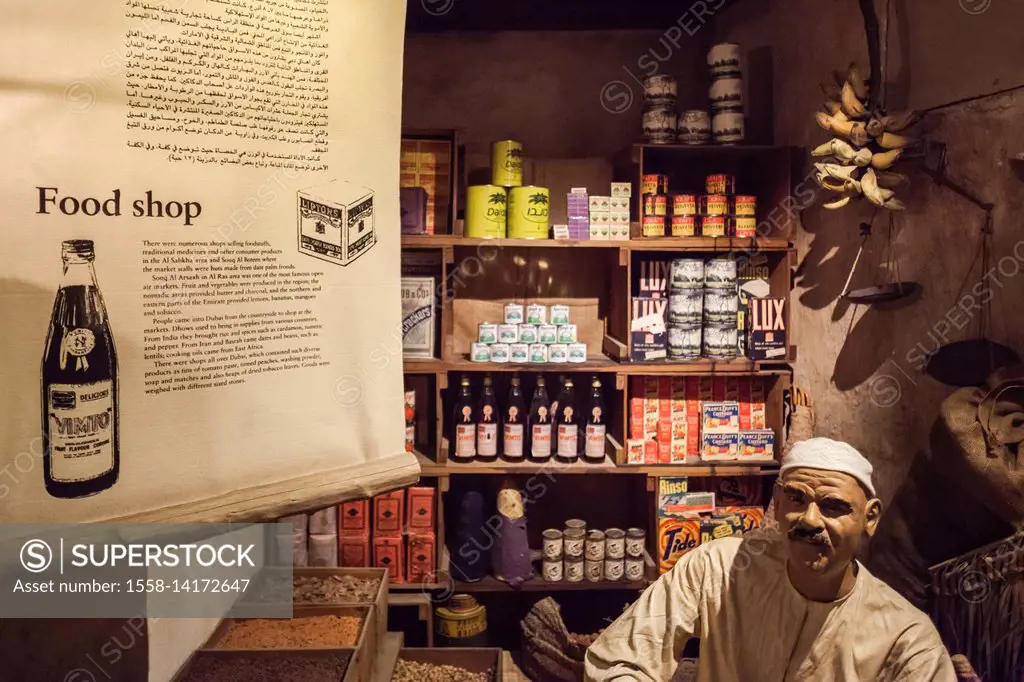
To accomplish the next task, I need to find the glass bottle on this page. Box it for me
[528,376,552,462]
[503,375,526,462]
[476,374,499,462]
[555,378,581,464]
[451,375,476,461]
[584,377,607,464]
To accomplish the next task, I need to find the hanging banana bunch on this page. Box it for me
[811,63,920,211]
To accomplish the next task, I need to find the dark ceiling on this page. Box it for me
[407,0,750,33]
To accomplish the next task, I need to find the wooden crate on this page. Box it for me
[199,605,374,682]
[173,649,361,682]
[398,647,503,682]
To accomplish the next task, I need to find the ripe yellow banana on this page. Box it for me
[861,168,902,209]
[812,138,858,161]
[877,132,917,149]
[815,162,859,181]
[819,114,869,146]
[854,148,873,167]
[824,100,843,116]
[824,195,853,210]
[882,197,907,211]
[875,171,909,188]
[815,112,831,131]
[841,81,867,119]
[881,110,920,132]
[871,149,903,170]
[847,64,869,100]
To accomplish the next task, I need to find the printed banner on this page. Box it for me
[0,0,415,523]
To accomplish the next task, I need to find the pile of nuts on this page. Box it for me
[392,659,493,682]
[294,574,381,604]
[215,614,363,649]
[182,652,350,682]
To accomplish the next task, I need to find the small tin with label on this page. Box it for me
[563,528,585,557]
[642,215,666,237]
[557,324,577,344]
[526,304,547,325]
[510,343,529,364]
[565,519,586,532]
[626,528,646,557]
[703,323,739,360]
[650,195,667,216]
[643,74,678,106]
[701,215,727,237]
[732,215,758,238]
[565,557,584,582]
[549,304,570,326]
[669,290,703,325]
[549,344,568,363]
[703,291,738,324]
[529,343,549,363]
[490,343,510,363]
[518,324,538,344]
[542,529,563,560]
[706,174,736,195]
[568,343,588,363]
[471,343,491,363]
[497,324,519,343]
[604,558,625,582]
[605,528,626,560]
[538,324,558,344]
[542,558,563,582]
[478,323,498,344]
[586,530,606,561]
[670,258,705,289]
[504,303,524,324]
[586,559,603,582]
[700,194,729,216]
[671,215,699,237]
[671,194,697,216]
[705,257,738,288]
[641,174,669,196]
[668,324,702,361]
[732,195,757,216]
[625,556,645,581]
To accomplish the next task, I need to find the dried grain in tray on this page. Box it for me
[212,614,364,650]
[179,651,351,682]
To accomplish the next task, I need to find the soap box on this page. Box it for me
[658,517,701,574]
[699,512,745,545]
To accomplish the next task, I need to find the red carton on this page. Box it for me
[407,532,436,584]
[373,535,405,583]
[644,439,660,464]
[406,486,436,532]
[339,534,371,568]
[373,490,405,537]
[738,378,752,430]
[339,500,369,535]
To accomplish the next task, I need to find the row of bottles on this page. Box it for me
[450,374,607,464]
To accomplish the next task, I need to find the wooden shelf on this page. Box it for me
[402,234,792,252]
[404,356,791,377]
[402,357,445,373]
[632,143,794,156]
[626,237,792,252]
[453,575,649,592]
[619,358,790,376]
[441,353,620,373]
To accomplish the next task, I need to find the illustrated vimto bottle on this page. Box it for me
[41,240,119,498]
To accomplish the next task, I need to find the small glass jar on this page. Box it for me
[605,528,626,560]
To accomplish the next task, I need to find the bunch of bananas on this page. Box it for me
[812,64,920,211]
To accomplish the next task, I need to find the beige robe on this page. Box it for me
[585,529,956,682]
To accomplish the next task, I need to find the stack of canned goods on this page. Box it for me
[541,522,646,583]
[667,258,704,361]
[702,257,740,360]
[704,174,757,239]
[707,43,745,145]
[640,174,669,237]
[642,76,678,145]
[471,303,587,364]
[667,257,741,361]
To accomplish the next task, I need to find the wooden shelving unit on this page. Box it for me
[402,143,796,596]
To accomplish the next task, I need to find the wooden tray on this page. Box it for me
[199,605,373,681]
[398,647,503,682]
[172,648,361,682]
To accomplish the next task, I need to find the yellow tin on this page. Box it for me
[507,186,550,239]
[491,140,524,187]
[465,185,507,238]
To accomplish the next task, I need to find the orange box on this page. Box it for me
[738,378,752,430]
[407,532,436,584]
[373,535,405,583]
[373,490,405,536]
[339,500,369,535]
[339,534,370,568]
[658,439,670,465]
[406,486,436,532]
[750,381,766,429]
[644,439,659,465]
[658,517,701,574]
[723,506,766,534]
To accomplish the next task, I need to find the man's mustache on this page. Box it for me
[788,526,831,546]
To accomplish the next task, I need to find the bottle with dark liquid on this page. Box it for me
[584,377,607,464]
[451,375,476,461]
[42,239,119,498]
[528,376,552,462]
[550,374,565,423]
[555,378,582,464]
[476,375,499,462]
[503,375,526,462]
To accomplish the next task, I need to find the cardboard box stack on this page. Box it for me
[400,138,452,235]
[631,260,671,362]
[628,377,771,465]
[308,507,340,567]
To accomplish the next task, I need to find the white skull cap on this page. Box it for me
[780,437,876,497]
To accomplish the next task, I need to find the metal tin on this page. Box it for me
[508,186,550,239]
[478,322,498,344]
[518,324,538,344]
[732,195,757,216]
[510,343,529,363]
[642,194,655,216]
[565,518,587,532]
[542,557,563,582]
[504,303,524,324]
[568,343,588,363]
[604,558,625,582]
[703,290,739,324]
[669,290,703,325]
[605,528,626,559]
[671,194,697,216]
[497,324,519,343]
[641,174,669,196]
[678,110,711,145]
[706,174,736,195]
[492,140,524,187]
[668,324,702,361]
[471,342,491,363]
[703,323,739,360]
[526,304,546,325]
[652,195,667,217]
[670,258,705,289]
[642,215,666,237]
[529,343,549,363]
[586,530,606,561]
[549,343,568,363]
[700,194,729,216]
[490,343,510,363]
[538,324,558,344]
[671,215,699,237]
[732,216,758,238]
[626,528,646,557]
[709,77,744,112]
[705,257,738,287]
[702,215,727,237]
[586,559,604,582]
[436,595,488,648]
[642,107,678,143]
[465,185,507,239]
[563,528,585,558]
[543,529,563,560]
[557,324,577,344]
[550,305,571,326]
[565,557,584,582]
[708,42,742,77]
[643,75,678,106]
[712,111,745,145]
[625,556,645,581]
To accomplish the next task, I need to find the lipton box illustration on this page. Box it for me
[297,180,376,266]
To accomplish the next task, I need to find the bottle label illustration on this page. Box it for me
[47,380,115,482]
[531,424,551,458]
[455,425,475,458]
[586,424,607,459]
[503,423,524,458]
[557,425,578,459]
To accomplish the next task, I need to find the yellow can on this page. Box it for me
[507,186,550,239]
[465,185,507,238]
[492,140,524,187]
